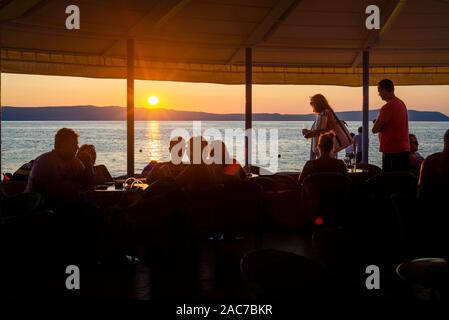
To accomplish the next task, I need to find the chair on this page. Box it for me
[272,189,305,230]
[359,173,418,265]
[396,258,449,300]
[302,173,352,227]
[270,174,299,191]
[0,180,28,197]
[367,171,417,201]
[249,176,275,193]
[221,180,263,242]
[250,176,306,231]
[1,192,42,218]
[183,184,225,239]
[275,171,300,181]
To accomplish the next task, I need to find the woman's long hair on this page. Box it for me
[310,94,332,114]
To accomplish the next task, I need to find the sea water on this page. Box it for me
[1,121,447,176]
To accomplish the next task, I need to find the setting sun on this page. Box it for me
[148,95,159,106]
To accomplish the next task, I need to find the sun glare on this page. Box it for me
[148,96,159,106]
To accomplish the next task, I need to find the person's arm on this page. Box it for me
[303,111,327,139]
[372,105,391,134]
[372,119,386,134]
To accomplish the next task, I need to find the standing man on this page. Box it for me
[372,79,410,172]
[353,126,363,164]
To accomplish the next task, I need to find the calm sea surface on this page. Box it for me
[1,121,448,176]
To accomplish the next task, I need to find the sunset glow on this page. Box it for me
[2,73,449,115]
[148,96,159,107]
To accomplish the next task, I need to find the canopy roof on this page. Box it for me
[1,0,449,86]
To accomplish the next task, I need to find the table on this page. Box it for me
[81,183,148,208]
[347,168,367,174]
[396,257,449,300]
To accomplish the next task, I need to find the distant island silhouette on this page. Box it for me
[2,106,449,121]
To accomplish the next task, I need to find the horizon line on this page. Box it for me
[2,105,448,117]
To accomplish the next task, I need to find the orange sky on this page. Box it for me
[2,73,449,115]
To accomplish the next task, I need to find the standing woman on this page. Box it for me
[302,94,337,160]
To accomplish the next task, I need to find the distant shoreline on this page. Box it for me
[2,106,449,121]
[2,119,448,122]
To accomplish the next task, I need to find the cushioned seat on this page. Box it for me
[302,172,352,227]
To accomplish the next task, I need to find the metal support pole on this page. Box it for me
[245,47,252,168]
[127,39,135,177]
[0,47,2,175]
[362,50,369,164]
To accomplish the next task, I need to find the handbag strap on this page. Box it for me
[328,108,351,147]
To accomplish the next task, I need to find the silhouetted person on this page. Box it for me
[416,130,449,257]
[418,129,449,200]
[208,140,246,182]
[409,134,424,178]
[372,79,410,171]
[353,126,363,164]
[25,128,93,208]
[302,94,337,160]
[298,133,347,186]
[77,144,113,184]
[146,136,187,183]
[175,136,218,192]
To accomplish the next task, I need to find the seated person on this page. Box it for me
[146,136,187,184]
[25,128,94,208]
[298,133,347,186]
[418,129,449,200]
[208,140,246,182]
[141,160,158,177]
[11,160,34,181]
[77,144,113,185]
[409,134,424,178]
[175,136,218,192]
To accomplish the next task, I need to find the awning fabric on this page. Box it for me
[1,0,449,86]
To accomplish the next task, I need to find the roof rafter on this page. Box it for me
[351,0,407,67]
[226,0,302,64]
[101,0,191,56]
[0,0,46,22]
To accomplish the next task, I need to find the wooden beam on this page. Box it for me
[227,0,302,64]
[352,0,407,67]
[0,0,45,22]
[102,0,191,57]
